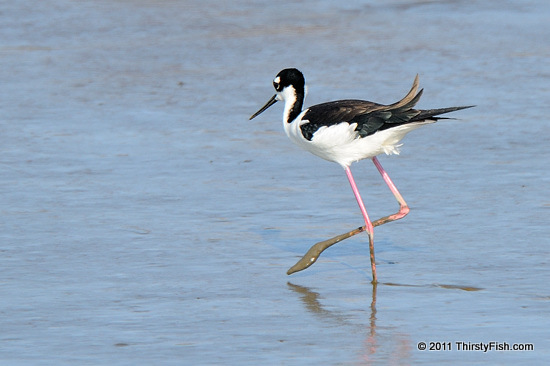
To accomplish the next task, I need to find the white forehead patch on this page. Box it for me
[274,76,281,84]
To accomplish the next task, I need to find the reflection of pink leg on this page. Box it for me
[344,166,377,283]
[372,157,410,222]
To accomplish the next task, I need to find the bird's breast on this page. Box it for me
[283,117,367,166]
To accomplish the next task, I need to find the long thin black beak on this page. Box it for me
[249,95,278,120]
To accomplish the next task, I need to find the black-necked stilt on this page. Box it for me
[250,68,473,283]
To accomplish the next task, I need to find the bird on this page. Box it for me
[250,68,473,283]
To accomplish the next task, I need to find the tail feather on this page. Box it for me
[385,74,420,110]
[349,75,474,137]
[413,106,475,121]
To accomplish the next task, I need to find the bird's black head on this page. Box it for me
[273,68,305,93]
[249,68,306,121]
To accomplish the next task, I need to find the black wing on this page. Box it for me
[300,99,383,140]
[300,75,473,141]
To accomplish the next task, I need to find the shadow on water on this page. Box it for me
[383,282,484,292]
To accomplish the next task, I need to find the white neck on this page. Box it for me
[278,85,306,123]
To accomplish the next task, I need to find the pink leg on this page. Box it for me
[286,160,409,277]
[344,166,377,283]
[372,157,410,222]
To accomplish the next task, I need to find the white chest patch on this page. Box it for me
[283,116,433,167]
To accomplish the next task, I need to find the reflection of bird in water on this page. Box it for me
[287,281,481,362]
[287,282,352,317]
[251,69,473,282]
[287,282,378,359]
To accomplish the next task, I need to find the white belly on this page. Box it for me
[284,115,433,167]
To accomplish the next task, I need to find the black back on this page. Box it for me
[298,76,473,141]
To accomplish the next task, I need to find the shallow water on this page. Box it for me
[1,0,549,364]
